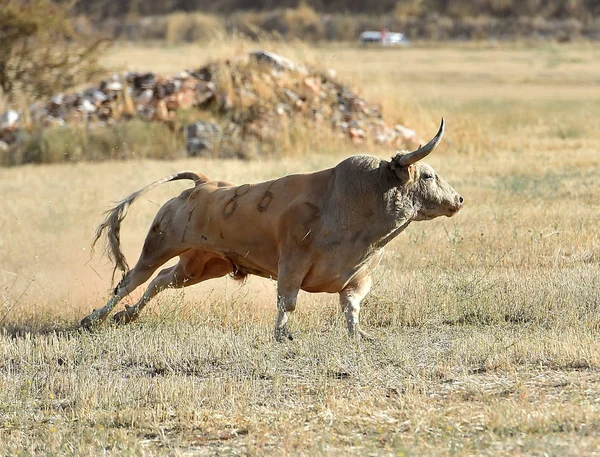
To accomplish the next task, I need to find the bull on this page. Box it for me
[81,118,463,341]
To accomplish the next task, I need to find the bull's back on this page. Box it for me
[189,169,334,275]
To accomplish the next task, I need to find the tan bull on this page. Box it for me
[81,118,463,341]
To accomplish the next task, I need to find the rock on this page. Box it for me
[89,90,108,105]
[128,72,155,90]
[135,89,154,108]
[185,120,222,156]
[276,103,290,116]
[0,141,9,153]
[138,107,155,120]
[43,116,66,127]
[105,81,123,92]
[1,110,20,131]
[186,120,221,139]
[29,103,48,123]
[375,132,388,144]
[97,104,112,121]
[78,99,97,113]
[394,124,421,148]
[348,127,366,143]
[191,65,214,82]
[164,94,178,111]
[64,93,80,108]
[177,88,195,110]
[186,137,213,157]
[194,81,216,106]
[83,86,97,97]
[50,94,64,106]
[250,51,296,72]
[3,50,422,163]
[164,80,180,95]
[304,77,321,94]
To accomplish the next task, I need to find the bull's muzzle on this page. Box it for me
[449,195,464,215]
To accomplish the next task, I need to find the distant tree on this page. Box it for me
[0,0,109,100]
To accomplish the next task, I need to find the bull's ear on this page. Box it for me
[390,156,414,183]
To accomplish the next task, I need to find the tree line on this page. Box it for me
[74,0,599,21]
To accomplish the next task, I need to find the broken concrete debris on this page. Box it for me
[0,51,421,159]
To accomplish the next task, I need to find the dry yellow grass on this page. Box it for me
[1,41,600,456]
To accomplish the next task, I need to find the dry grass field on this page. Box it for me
[1,40,600,456]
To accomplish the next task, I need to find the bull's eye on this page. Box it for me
[422,173,434,181]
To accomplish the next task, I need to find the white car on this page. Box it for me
[359,31,410,46]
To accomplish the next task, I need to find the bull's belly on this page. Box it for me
[299,266,366,293]
[222,260,355,293]
[223,252,278,279]
[300,248,384,293]
[212,249,377,293]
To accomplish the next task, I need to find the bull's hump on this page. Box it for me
[336,154,382,171]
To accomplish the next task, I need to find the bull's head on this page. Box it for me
[391,118,463,221]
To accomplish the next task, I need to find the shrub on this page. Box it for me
[250,2,326,42]
[5,121,181,166]
[0,0,108,101]
[165,12,226,43]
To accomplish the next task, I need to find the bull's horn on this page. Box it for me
[396,118,445,167]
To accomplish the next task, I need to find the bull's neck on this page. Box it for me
[372,217,412,250]
[352,196,414,252]
[369,162,416,248]
[329,158,415,250]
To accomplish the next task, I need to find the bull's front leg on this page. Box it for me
[274,260,307,342]
[339,275,375,340]
[274,289,298,342]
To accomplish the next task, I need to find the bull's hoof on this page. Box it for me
[358,329,377,342]
[274,326,294,342]
[112,309,136,325]
[112,310,127,325]
[80,314,99,330]
[348,327,377,342]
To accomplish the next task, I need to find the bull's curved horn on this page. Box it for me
[396,118,445,167]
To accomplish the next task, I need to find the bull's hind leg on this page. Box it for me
[112,264,179,325]
[113,250,233,324]
[81,228,188,329]
[80,263,160,329]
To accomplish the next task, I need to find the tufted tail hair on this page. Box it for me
[91,172,205,284]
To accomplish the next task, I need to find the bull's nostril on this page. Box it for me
[459,196,464,204]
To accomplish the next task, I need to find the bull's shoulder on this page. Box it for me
[217,180,234,188]
[331,155,387,198]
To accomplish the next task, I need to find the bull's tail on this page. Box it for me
[92,172,205,283]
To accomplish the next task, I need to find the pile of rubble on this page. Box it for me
[0,51,421,158]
